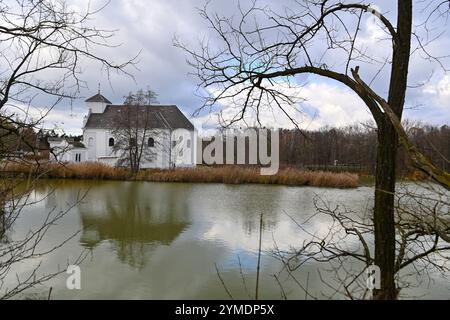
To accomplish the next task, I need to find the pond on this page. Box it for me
[3,180,449,299]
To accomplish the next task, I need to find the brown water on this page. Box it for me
[3,179,449,299]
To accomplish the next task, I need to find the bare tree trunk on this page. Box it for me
[176,0,432,299]
[373,121,398,299]
[373,0,412,300]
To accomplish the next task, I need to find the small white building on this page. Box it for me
[48,137,87,163]
[81,92,197,169]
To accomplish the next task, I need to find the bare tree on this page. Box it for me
[176,0,449,299]
[273,184,450,299]
[111,107,155,173]
[124,88,159,105]
[351,74,450,190]
[0,0,135,299]
[0,187,89,299]
[111,90,160,173]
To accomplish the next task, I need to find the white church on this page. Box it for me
[50,92,197,169]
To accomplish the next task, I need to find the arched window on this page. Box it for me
[148,137,155,148]
[108,138,115,147]
[186,139,191,148]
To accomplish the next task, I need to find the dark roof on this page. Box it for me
[84,105,194,130]
[47,137,64,142]
[47,137,85,148]
[70,141,86,148]
[85,93,112,104]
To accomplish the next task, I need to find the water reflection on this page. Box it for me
[5,180,448,299]
[44,181,191,269]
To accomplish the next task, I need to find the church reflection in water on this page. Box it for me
[44,180,192,269]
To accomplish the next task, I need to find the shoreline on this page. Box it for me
[1,162,360,189]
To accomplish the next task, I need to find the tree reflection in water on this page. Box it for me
[45,180,191,269]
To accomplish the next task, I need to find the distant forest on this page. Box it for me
[278,121,449,174]
[203,121,450,175]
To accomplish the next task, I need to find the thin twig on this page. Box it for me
[255,212,263,300]
[214,263,233,300]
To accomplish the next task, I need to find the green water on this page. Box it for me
[3,179,449,299]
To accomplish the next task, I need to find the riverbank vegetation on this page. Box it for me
[2,162,359,188]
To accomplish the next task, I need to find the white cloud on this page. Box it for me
[424,74,450,100]
[194,81,372,131]
[35,108,85,135]
[299,82,373,129]
[4,0,448,134]
[5,103,86,135]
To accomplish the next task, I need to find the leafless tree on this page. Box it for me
[111,90,167,173]
[273,183,450,299]
[111,106,156,173]
[176,0,449,299]
[0,0,135,299]
[0,187,89,299]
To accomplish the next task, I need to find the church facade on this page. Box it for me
[81,92,197,169]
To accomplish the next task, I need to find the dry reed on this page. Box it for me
[1,162,359,188]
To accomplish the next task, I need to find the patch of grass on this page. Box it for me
[358,174,375,186]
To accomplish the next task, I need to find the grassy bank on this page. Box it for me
[2,162,359,188]
[358,170,430,186]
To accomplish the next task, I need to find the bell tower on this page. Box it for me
[85,88,111,114]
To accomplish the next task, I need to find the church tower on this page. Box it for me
[85,91,111,114]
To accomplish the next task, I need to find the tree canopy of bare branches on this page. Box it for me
[0,0,135,299]
[274,183,450,299]
[176,0,449,299]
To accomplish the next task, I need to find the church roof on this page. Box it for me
[85,93,112,104]
[47,137,86,148]
[84,105,194,130]
[70,141,86,148]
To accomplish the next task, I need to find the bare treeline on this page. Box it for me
[201,121,449,175]
[278,121,450,174]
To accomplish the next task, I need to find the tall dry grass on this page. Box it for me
[140,166,358,188]
[1,162,359,188]
[2,161,130,180]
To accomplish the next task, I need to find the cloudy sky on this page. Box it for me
[26,0,450,134]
